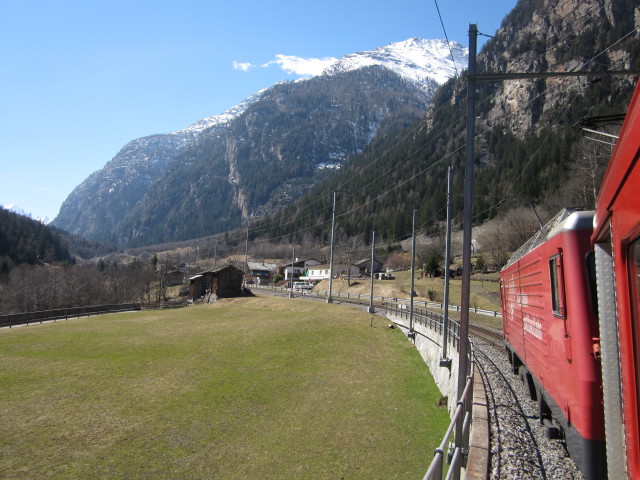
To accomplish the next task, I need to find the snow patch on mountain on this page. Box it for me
[175,88,269,134]
[174,38,467,135]
[3,204,50,224]
[322,37,467,86]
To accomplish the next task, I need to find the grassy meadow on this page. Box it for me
[0,295,449,479]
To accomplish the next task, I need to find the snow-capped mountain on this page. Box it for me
[323,38,467,86]
[53,38,468,246]
[2,204,49,224]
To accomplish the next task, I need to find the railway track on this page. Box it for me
[474,338,583,479]
[469,323,503,346]
[465,323,583,478]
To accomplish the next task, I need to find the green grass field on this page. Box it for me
[0,295,450,479]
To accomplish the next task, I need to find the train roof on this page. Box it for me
[503,208,594,269]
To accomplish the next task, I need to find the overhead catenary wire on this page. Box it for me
[433,0,459,78]
[220,0,638,261]
[246,0,583,239]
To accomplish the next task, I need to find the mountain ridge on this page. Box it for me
[52,38,468,246]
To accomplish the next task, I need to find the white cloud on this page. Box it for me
[232,61,254,72]
[262,54,338,76]
[234,54,338,76]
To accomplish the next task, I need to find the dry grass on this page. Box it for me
[0,296,449,479]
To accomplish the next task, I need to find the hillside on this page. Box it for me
[0,208,72,274]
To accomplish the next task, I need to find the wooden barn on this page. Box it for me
[189,265,244,302]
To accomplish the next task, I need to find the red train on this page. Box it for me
[500,208,606,479]
[500,80,640,480]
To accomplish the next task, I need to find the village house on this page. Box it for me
[301,263,360,282]
[355,257,383,275]
[246,261,278,284]
[280,258,322,281]
[189,264,244,302]
[165,269,186,287]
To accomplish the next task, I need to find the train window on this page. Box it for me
[586,252,599,316]
[549,254,564,317]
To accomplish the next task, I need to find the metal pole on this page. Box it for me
[244,227,249,287]
[455,23,477,472]
[327,191,336,303]
[368,230,376,313]
[214,239,218,268]
[409,209,417,336]
[289,246,295,297]
[441,165,453,366]
[244,227,249,269]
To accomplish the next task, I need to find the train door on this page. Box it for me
[594,239,626,480]
[550,250,572,363]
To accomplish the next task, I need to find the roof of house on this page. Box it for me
[355,257,382,265]
[247,262,277,271]
[307,263,358,270]
[280,257,322,268]
[201,264,243,275]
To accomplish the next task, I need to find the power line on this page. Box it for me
[225,1,638,259]
[433,0,459,78]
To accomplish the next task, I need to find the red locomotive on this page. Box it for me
[500,80,640,480]
[500,208,606,480]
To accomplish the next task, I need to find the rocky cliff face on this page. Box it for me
[54,132,197,240]
[476,0,639,137]
[113,66,439,246]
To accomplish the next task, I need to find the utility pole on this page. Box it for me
[214,239,218,268]
[327,191,336,303]
[441,165,454,367]
[409,209,417,337]
[368,230,376,314]
[289,245,295,298]
[455,23,477,473]
[244,227,249,287]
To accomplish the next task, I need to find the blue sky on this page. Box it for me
[0,0,518,222]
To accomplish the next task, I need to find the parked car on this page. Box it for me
[293,281,314,291]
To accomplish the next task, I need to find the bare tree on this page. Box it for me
[336,237,364,286]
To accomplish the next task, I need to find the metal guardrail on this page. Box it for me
[423,374,474,480]
[0,303,142,328]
